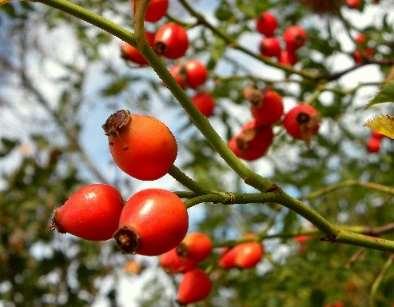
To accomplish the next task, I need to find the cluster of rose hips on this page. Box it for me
[120,0,215,118]
[352,33,375,64]
[256,11,307,66]
[366,130,385,153]
[228,85,320,161]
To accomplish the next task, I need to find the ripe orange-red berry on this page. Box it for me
[170,64,187,88]
[133,0,168,22]
[115,189,188,256]
[219,242,264,269]
[259,37,281,58]
[103,110,177,181]
[366,137,381,153]
[283,103,320,141]
[233,242,264,269]
[120,32,155,66]
[228,120,274,161]
[371,131,384,140]
[283,25,307,51]
[251,89,284,125]
[354,33,367,45]
[145,0,168,22]
[346,0,361,9]
[177,269,212,304]
[353,47,374,64]
[184,60,208,88]
[256,11,278,37]
[154,23,189,59]
[53,184,123,241]
[178,232,213,263]
[192,92,215,117]
[279,50,297,66]
[159,248,196,273]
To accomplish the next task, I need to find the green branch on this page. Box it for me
[168,165,208,194]
[369,255,393,307]
[306,180,394,199]
[35,0,137,47]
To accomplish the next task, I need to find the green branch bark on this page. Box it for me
[306,180,394,199]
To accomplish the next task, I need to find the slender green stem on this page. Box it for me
[306,180,394,200]
[169,165,208,194]
[369,255,393,307]
[178,0,317,80]
[174,191,199,198]
[35,0,136,46]
[184,192,278,208]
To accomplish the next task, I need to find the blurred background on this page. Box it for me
[0,0,393,306]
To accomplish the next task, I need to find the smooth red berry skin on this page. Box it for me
[283,104,320,140]
[355,33,366,45]
[219,242,264,269]
[177,269,212,304]
[259,37,281,58]
[233,242,264,269]
[192,92,215,117]
[256,11,278,37]
[346,0,361,9]
[159,248,197,273]
[283,25,307,51]
[103,111,177,181]
[120,32,155,65]
[154,23,189,59]
[279,50,297,66]
[144,0,169,22]
[54,184,123,241]
[251,90,284,125]
[353,47,374,64]
[371,131,384,140]
[184,60,208,88]
[228,121,274,161]
[170,65,187,89]
[218,247,237,269]
[180,232,213,263]
[367,137,381,153]
[115,189,188,256]
[294,235,311,245]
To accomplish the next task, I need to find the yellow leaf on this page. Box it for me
[365,114,394,139]
[0,0,9,5]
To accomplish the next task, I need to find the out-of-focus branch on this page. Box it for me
[369,255,393,307]
[306,180,394,199]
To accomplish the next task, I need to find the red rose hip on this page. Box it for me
[144,0,168,22]
[256,11,278,37]
[103,110,177,181]
[283,103,320,141]
[228,120,274,161]
[53,184,123,241]
[154,23,189,59]
[177,269,212,304]
[120,32,155,66]
[184,60,208,88]
[159,248,196,273]
[178,232,213,263]
[251,89,284,125]
[115,189,188,256]
[283,25,307,51]
[192,92,215,117]
[259,37,281,58]
[233,242,264,269]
